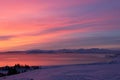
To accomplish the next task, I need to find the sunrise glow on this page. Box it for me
[0,0,120,51]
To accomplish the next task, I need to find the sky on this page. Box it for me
[0,0,120,51]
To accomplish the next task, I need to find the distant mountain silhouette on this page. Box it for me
[26,48,120,54]
[2,48,120,54]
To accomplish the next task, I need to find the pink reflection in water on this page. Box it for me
[0,53,110,67]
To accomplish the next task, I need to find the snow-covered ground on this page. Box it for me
[0,55,120,80]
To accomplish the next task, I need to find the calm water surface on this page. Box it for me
[0,53,110,67]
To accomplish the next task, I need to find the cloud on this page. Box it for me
[0,35,14,41]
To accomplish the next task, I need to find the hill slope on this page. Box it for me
[1,56,120,80]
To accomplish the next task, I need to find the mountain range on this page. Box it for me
[2,48,120,54]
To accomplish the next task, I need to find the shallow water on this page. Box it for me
[0,53,110,66]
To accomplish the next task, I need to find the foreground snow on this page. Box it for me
[1,56,120,80]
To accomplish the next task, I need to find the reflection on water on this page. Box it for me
[0,53,110,66]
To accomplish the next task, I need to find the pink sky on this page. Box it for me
[0,0,120,51]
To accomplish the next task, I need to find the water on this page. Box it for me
[0,53,110,67]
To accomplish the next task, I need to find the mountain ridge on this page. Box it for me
[2,48,120,54]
